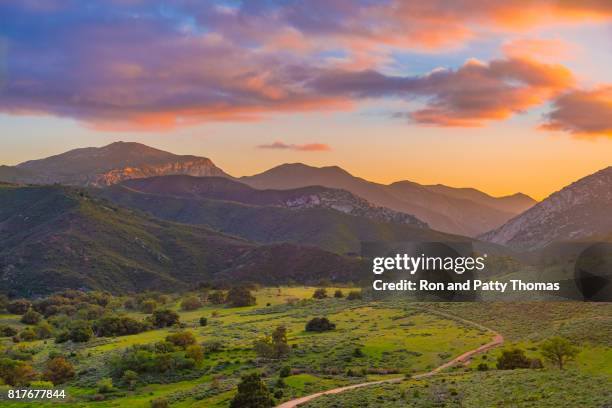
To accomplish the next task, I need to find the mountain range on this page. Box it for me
[0,142,536,236]
[241,163,536,236]
[0,184,366,296]
[99,176,465,254]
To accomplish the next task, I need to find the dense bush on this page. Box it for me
[111,345,196,375]
[56,320,93,343]
[199,317,208,327]
[97,377,114,393]
[346,291,363,300]
[0,358,37,386]
[312,288,327,299]
[496,348,532,369]
[150,309,180,328]
[334,290,344,298]
[254,326,290,359]
[305,317,336,332]
[7,299,32,315]
[166,331,197,348]
[180,296,202,311]
[94,315,148,337]
[20,309,43,325]
[0,325,18,337]
[43,357,75,385]
[208,291,226,305]
[227,287,256,307]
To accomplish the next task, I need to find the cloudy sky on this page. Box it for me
[1,0,611,199]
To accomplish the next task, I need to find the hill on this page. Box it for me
[1,142,230,187]
[481,166,612,250]
[99,176,465,255]
[0,185,365,296]
[241,163,535,236]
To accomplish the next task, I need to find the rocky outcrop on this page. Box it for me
[480,167,612,250]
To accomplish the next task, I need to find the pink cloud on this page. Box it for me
[257,141,331,152]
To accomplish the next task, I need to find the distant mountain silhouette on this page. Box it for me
[481,167,612,250]
[241,163,535,236]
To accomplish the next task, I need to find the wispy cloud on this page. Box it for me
[257,141,331,152]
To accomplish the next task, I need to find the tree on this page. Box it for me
[166,331,197,348]
[140,300,158,314]
[254,325,290,359]
[7,299,32,315]
[312,288,327,299]
[540,337,579,370]
[151,309,180,328]
[333,290,344,298]
[227,287,256,307]
[122,369,138,389]
[496,348,531,370]
[180,296,202,311]
[305,317,336,332]
[43,357,75,385]
[57,320,93,343]
[229,373,273,408]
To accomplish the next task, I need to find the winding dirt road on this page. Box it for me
[276,314,504,408]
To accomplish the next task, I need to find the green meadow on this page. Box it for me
[0,288,609,407]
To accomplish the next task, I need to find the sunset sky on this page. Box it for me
[1,1,611,200]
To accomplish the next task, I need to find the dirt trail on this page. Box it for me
[275,315,503,408]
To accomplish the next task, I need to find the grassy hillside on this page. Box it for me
[0,185,364,296]
[100,183,468,255]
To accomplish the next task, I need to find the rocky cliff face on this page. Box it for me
[481,167,612,250]
[281,188,428,227]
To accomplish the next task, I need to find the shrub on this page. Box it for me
[333,290,344,298]
[477,363,489,371]
[254,325,290,359]
[530,358,544,369]
[0,358,37,386]
[0,294,8,311]
[151,397,169,408]
[56,320,93,343]
[227,287,256,307]
[140,300,158,314]
[279,366,291,378]
[43,357,75,385]
[180,296,202,311]
[7,299,32,315]
[199,317,208,327]
[186,344,204,363]
[0,325,18,337]
[496,348,531,370]
[122,369,138,388]
[229,372,273,408]
[151,309,180,328]
[97,377,114,393]
[20,309,43,325]
[305,317,336,332]
[353,348,364,357]
[208,291,226,305]
[312,288,327,299]
[166,331,197,348]
[346,291,363,300]
[94,315,147,337]
[18,328,36,341]
[202,340,223,353]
